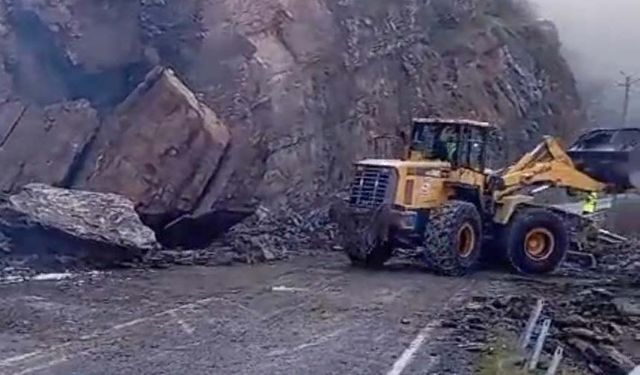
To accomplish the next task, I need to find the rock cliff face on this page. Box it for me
[0,0,583,217]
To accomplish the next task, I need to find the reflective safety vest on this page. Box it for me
[582,192,598,214]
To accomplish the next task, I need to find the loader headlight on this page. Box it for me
[404,180,415,205]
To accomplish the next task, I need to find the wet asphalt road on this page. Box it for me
[0,254,482,375]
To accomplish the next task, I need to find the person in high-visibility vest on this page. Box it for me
[582,191,598,215]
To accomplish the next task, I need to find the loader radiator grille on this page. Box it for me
[349,166,395,208]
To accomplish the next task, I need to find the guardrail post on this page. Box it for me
[519,299,544,350]
[545,346,564,375]
[528,318,552,370]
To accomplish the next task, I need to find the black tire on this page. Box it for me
[347,240,393,269]
[422,200,483,276]
[502,207,568,275]
[341,208,394,269]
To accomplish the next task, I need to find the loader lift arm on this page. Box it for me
[495,137,607,200]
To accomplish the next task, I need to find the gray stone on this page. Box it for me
[77,67,231,226]
[614,298,640,317]
[0,184,158,265]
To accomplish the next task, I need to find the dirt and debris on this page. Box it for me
[0,183,338,278]
[444,274,640,374]
[146,204,338,267]
[595,238,640,279]
[558,235,640,281]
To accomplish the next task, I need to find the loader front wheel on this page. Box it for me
[422,201,483,276]
[503,208,568,274]
[347,240,393,269]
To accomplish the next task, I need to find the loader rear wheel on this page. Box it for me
[422,201,483,276]
[503,207,568,274]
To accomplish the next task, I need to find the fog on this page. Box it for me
[532,0,640,127]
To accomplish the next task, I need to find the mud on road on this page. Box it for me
[3,252,640,375]
[0,254,483,375]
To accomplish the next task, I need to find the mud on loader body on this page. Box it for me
[332,119,640,276]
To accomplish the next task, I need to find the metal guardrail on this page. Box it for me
[519,300,564,375]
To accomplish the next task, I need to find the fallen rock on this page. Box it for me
[0,184,158,266]
[607,322,624,336]
[77,67,231,228]
[568,338,599,363]
[443,280,640,375]
[567,339,635,374]
[557,314,591,328]
[145,248,235,268]
[613,298,640,317]
[563,327,614,344]
[598,345,636,375]
[210,204,336,263]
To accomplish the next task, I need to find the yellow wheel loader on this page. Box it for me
[332,119,640,275]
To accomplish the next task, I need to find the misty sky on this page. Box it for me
[532,0,640,123]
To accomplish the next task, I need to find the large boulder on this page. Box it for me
[76,67,231,228]
[0,184,158,265]
[0,99,100,193]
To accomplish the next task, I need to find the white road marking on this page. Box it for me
[0,351,44,366]
[170,311,195,335]
[386,283,476,375]
[271,285,310,292]
[267,328,348,357]
[14,354,76,375]
[111,317,150,331]
[386,320,440,375]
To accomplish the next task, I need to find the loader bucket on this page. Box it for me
[567,128,640,190]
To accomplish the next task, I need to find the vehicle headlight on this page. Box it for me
[404,180,415,205]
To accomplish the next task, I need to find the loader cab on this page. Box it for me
[409,118,495,172]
